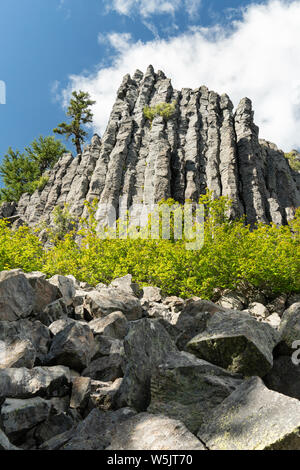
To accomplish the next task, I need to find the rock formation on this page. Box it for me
[3,65,299,228]
[1,269,300,450]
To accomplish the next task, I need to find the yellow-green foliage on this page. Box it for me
[143,101,176,127]
[0,193,299,299]
[0,219,43,272]
[285,152,300,172]
[31,175,49,192]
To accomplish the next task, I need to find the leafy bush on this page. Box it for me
[143,101,177,127]
[31,175,49,193]
[285,151,300,172]
[0,219,43,272]
[0,193,299,299]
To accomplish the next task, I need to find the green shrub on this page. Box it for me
[0,193,299,299]
[143,101,177,127]
[285,152,300,172]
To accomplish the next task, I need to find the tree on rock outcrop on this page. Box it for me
[53,90,96,155]
[0,136,66,202]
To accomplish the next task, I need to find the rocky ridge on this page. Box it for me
[2,65,299,229]
[1,270,300,450]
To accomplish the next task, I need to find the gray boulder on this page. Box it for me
[40,408,136,450]
[114,318,178,411]
[83,288,143,321]
[48,275,76,307]
[148,351,242,433]
[1,397,51,441]
[35,299,68,327]
[0,270,35,321]
[109,274,140,297]
[187,310,279,376]
[70,377,91,413]
[108,413,206,450]
[142,286,162,303]
[174,298,225,350]
[0,337,36,369]
[263,356,300,400]
[26,273,61,313]
[31,410,74,448]
[277,302,300,355]
[198,377,300,450]
[0,428,19,450]
[0,366,71,399]
[92,336,124,359]
[46,321,95,371]
[217,292,246,310]
[82,354,125,382]
[88,311,128,339]
[88,378,123,412]
[0,319,51,365]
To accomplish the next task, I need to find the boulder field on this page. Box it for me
[0,270,300,450]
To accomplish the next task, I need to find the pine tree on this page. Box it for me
[53,90,96,155]
[0,136,66,202]
[25,135,66,174]
[0,148,37,202]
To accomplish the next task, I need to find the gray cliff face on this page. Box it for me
[14,65,300,226]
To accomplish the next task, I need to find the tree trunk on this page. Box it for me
[75,139,82,155]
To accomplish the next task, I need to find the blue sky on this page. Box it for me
[0,0,300,172]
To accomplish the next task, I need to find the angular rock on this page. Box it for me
[277,302,300,355]
[0,201,16,219]
[32,410,74,448]
[82,354,125,382]
[198,377,300,450]
[0,337,36,369]
[0,319,51,365]
[267,294,288,315]
[142,286,162,303]
[263,356,300,400]
[114,318,178,411]
[218,292,246,310]
[0,270,35,321]
[1,397,51,441]
[46,321,95,371]
[0,366,71,399]
[0,428,19,450]
[187,310,279,376]
[83,288,143,321]
[174,299,224,350]
[70,377,91,413]
[109,274,140,297]
[148,351,242,433]
[263,312,281,329]
[247,302,269,319]
[48,318,76,336]
[48,275,76,307]
[92,336,124,359]
[88,378,123,412]
[35,299,68,327]
[108,413,206,450]
[26,274,61,313]
[40,408,136,450]
[88,311,128,339]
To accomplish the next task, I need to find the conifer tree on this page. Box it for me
[53,90,96,155]
[0,136,66,202]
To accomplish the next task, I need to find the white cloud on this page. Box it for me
[107,0,182,17]
[64,0,300,151]
[98,32,133,51]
